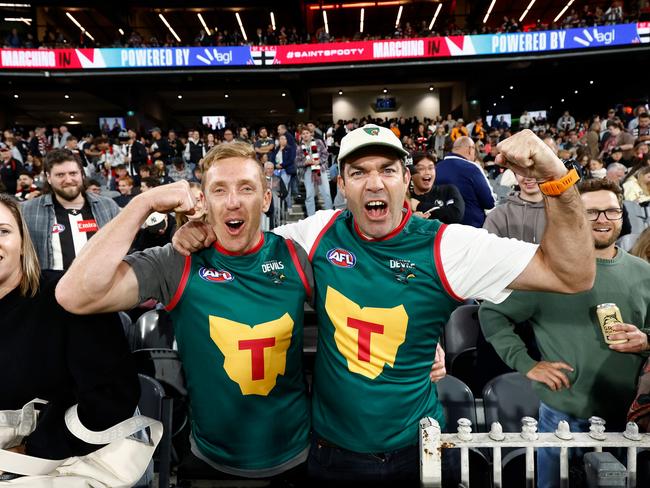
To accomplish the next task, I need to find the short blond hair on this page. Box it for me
[0,194,40,297]
[201,141,265,190]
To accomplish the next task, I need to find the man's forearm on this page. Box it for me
[541,186,595,291]
[59,195,151,305]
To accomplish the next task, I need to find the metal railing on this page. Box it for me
[420,416,650,488]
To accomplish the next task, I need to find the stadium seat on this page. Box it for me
[437,375,491,488]
[482,372,540,432]
[437,374,477,433]
[118,311,132,337]
[444,304,480,392]
[483,372,541,484]
[131,309,177,351]
[138,374,173,488]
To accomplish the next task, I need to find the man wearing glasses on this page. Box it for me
[480,178,650,488]
[435,136,496,227]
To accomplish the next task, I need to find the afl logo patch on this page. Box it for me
[199,267,234,283]
[52,223,65,234]
[326,248,356,268]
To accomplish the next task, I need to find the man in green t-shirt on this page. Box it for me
[480,178,650,488]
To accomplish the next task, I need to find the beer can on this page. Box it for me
[596,303,626,345]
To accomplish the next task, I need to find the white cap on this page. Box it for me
[143,212,166,228]
[338,124,409,162]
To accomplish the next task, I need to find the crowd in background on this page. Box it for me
[1,101,650,262]
[2,1,637,50]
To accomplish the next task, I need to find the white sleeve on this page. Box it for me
[438,224,538,304]
[273,209,340,256]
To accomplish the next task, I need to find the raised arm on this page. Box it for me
[497,130,595,293]
[56,181,196,314]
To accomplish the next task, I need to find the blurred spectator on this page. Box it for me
[601,120,635,164]
[605,162,626,184]
[408,151,464,224]
[556,111,576,132]
[450,118,469,142]
[14,171,40,201]
[435,136,495,227]
[149,127,170,163]
[484,173,545,244]
[114,175,136,207]
[296,127,332,216]
[168,156,193,182]
[623,166,650,203]
[1,144,24,195]
[184,129,206,166]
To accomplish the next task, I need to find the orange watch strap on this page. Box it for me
[539,168,580,196]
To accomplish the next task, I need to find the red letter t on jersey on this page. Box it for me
[347,318,384,362]
[238,337,276,380]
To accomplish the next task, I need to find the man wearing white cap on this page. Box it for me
[172,124,594,483]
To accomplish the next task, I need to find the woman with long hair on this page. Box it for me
[623,165,650,203]
[0,194,138,466]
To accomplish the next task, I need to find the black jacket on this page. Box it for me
[411,184,465,224]
[0,272,139,460]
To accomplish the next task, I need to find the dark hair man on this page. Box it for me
[21,149,120,270]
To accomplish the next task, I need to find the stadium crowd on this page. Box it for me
[1,99,650,487]
[2,1,635,49]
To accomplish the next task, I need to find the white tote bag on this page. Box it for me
[0,402,162,488]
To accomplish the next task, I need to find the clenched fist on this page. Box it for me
[496,129,567,183]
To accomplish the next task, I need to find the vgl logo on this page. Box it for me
[573,28,615,47]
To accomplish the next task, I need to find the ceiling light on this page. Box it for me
[395,5,403,28]
[322,10,329,35]
[66,12,95,41]
[483,0,497,24]
[589,80,594,84]
[360,8,364,33]
[554,0,575,23]
[70,115,75,119]
[224,93,229,98]
[574,90,578,94]
[281,92,286,97]
[500,95,504,99]
[0,3,31,7]
[493,102,497,106]
[4,17,31,25]
[64,94,69,99]
[197,13,211,36]
[270,12,276,31]
[118,28,124,36]
[429,3,442,30]
[159,13,181,43]
[561,98,565,102]
[13,94,18,99]
[177,94,183,99]
[235,12,248,41]
[338,90,343,95]
[509,85,514,90]
[429,86,434,91]
[519,0,537,22]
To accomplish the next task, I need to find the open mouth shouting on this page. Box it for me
[225,218,245,235]
[364,200,388,220]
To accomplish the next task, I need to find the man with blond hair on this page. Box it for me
[57,142,313,479]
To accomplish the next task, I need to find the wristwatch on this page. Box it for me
[539,168,580,196]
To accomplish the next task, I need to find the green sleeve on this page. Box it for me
[479,291,539,375]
